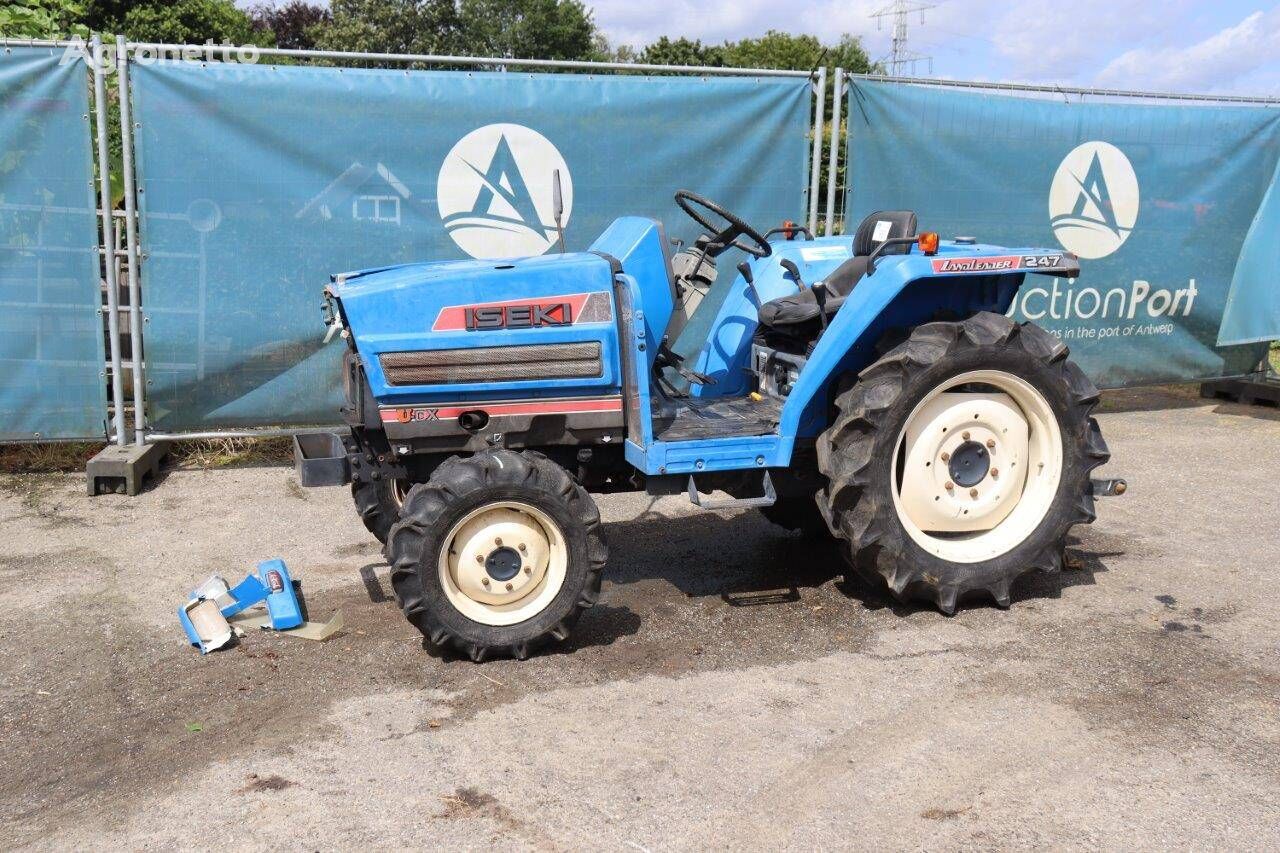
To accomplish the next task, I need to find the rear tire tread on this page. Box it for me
[817,312,1109,614]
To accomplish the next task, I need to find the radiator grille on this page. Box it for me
[380,342,603,385]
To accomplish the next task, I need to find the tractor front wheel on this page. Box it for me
[387,450,608,661]
[817,313,1109,614]
[351,476,411,544]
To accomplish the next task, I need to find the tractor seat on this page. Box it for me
[757,210,917,341]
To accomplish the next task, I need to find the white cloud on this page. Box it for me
[588,0,885,50]
[1095,9,1280,94]
[974,0,1195,82]
[589,0,1188,82]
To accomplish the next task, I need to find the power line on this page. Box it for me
[871,0,936,77]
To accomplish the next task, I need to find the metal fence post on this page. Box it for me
[115,36,147,445]
[91,35,127,447]
[807,65,827,236]
[824,68,845,235]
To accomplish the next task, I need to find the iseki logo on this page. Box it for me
[464,302,573,331]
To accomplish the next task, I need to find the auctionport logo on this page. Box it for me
[1048,141,1139,260]
[60,37,262,71]
[437,124,572,260]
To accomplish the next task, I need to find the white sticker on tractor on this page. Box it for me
[872,220,893,242]
[438,124,572,260]
[800,245,851,262]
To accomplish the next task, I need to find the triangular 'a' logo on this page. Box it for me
[461,135,546,234]
[1048,141,1139,260]
[1068,152,1121,235]
[437,123,572,260]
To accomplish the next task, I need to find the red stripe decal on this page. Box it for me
[382,398,622,424]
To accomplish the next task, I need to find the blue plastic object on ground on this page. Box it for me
[178,559,304,653]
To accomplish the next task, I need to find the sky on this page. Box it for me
[242,1,1280,96]
[590,0,1280,96]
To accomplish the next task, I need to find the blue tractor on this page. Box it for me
[302,190,1118,660]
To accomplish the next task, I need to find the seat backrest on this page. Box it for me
[853,210,918,257]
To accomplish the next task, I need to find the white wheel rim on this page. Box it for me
[437,501,568,626]
[890,370,1063,564]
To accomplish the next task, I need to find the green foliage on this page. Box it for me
[631,31,875,77]
[312,0,459,56]
[0,0,88,38]
[457,0,595,60]
[247,1,330,51]
[638,37,725,68]
[723,31,874,74]
[310,0,597,61]
[115,0,272,46]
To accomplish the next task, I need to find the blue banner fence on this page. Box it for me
[128,56,818,432]
[0,43,107,440]
[1,39,1278,444]
[841,76,1280,388]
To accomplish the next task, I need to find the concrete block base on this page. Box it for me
[86,442,169,496]
[1200,376,1280,408]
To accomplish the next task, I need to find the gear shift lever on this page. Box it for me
[737,261,763,306]
[811,281,830,332]
[778,258,806,292]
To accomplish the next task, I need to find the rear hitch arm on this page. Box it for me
[1090,477,1128,497]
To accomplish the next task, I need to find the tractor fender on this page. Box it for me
[778,258,1038,442]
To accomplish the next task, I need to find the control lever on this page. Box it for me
[737,261,763,306]
[778,258,806,292]
[657,340,716,387]
[811,281,830,332]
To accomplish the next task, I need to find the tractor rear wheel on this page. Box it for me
[387,450,607,661]
[817,313,1109,614]
[352,476,411,544]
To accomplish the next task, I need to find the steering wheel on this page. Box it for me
[674,190,772,258]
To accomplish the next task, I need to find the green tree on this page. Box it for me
[0,0,88,38]
[638,36,724,68]
[457,0,596,60]
[118,0,271,45]
[312,0,598,61]
[82,0,272,45]
[313,0,459,56]
[722,31,875,75]
[248,1,330,51]
[589,32,633,63]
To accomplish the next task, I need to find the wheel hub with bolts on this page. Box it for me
[484,546,523,583]
[445,506,554,609]
[892,369,1063,563]
[947,439,990,488]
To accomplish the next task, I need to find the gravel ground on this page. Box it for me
[0,386,1277,851]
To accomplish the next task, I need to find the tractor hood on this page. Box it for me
[331,251,613,301]
[327,251,622,405]
[329,251,616,340]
